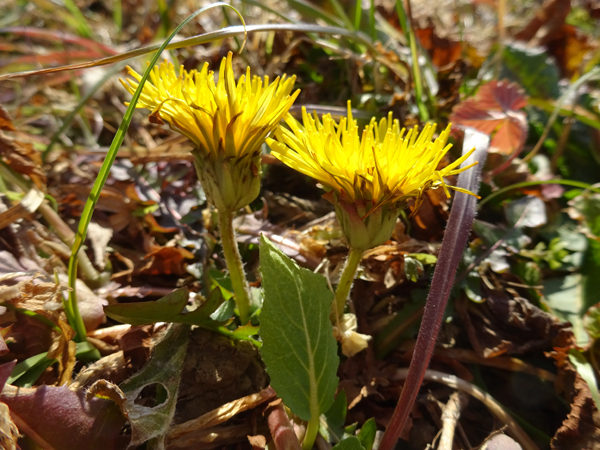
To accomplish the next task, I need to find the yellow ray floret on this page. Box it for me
[120,52,300,159]
[267,102,478,211]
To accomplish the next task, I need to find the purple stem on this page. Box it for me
[267,399,302,450]
[379,129,490,450]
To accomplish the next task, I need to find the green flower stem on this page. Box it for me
[303,414,320,450]
[331,247,364,321]
[218,209,251,324]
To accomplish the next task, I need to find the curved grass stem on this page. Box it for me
[331,247,363,321]
[218,209,251,324]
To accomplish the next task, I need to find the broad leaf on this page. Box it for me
[259,235,339,422]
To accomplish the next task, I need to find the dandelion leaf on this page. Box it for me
[259,235,339,422]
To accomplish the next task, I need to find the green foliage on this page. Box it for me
[332,436,365,450]
[104,287,221,326]
[322,390,348,443]
[543,274,589,345]
[104,287,259,344]
[258,235,339,423]
[357,418,377,450]
[583,303,600,340]
[501,44,560,99]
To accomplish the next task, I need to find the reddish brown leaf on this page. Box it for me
[450,80,528,156]
[1,384,126,450]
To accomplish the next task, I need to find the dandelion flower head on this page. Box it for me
[268,102,478,212]
[121,52,300,160]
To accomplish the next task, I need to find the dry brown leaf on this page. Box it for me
[0,105,16,132]
[514,0,571,45]
[550,351,600,449]
[247,434,267,450]
[0,402,18,450]
[0,134,46,190]
[142,245,194,276]
[0,187,45,231]
[415,22,462,68]
[456,287,574,358]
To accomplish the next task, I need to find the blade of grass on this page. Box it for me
[328,0,354,30]
[378,129,490,450]
[369,0,376,42]
[65,2,247,345]
[354,0,362,30]
[0,24,378,81]
[63,0,94,38]
[394,0,428,121]
[113,0,122,33]
[478,179,600,209]
[285,0,345,26]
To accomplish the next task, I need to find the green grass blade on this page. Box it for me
[478,179,600,208]
[394,0,428,121]
[63,0,94,38]
[285,0,345,26]
[353,0,362,30]
[0,24,378,82]
[65,2,246,344]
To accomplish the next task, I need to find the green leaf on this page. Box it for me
[406,253,437,265]
[8,353,53,387]
[569,349,600,412]
[321,390,347,443]
[357,418,377,450]
[104,287,224,326]
[584,303,600,340]
[259,235,339,422]
[542,275,589,346]
[120,323,190,447]
[404,256,424,282]
[332,436,365,450]
[501,44,560,99]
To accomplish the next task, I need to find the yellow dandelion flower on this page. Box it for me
[121,52,300,212]
[267,102,478,251]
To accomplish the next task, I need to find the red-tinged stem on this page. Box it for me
[267,400,302,450]
[378,130,490,450]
